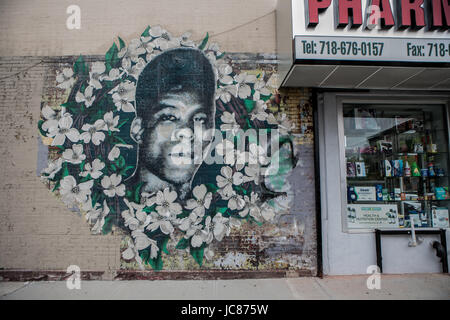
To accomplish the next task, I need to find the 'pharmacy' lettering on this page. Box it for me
[305,0,450,29]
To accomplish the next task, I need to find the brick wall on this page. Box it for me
[0,53,317,279]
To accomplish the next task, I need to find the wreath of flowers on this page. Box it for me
[38,25,295,270]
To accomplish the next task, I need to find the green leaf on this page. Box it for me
[73,55,88,76]
[190,246,204,267]
[216,52,226,60]
[216,207,228,215]
[176,237,189,250]
[79,160,85,171]
[198,32,209,50]
[52,180,60,192]
[162,237,170,255]
[37,120,47,136]
[143,204,156,213]
[102,215,114,234]
[116,155,126,169]
[117,119,128,129]
[141,26,151,38]
[244,99,255,113]
[62,162,69,178]
[148,252,163,270]
[205,183,219,193]
[118,37,126,50]
[260,93,272,102]
[233,185,248,195]
[134,181,144,203]
[113,135,127,145]
[105,42,119,72]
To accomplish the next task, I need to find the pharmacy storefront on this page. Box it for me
[277,0,450,275]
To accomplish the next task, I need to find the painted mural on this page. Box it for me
[38,26,306,271]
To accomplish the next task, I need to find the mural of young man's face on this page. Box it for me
[133,48,216,196]
[141,90,214,186]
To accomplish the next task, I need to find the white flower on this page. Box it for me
[250,100,269,122]
[238,192,260,218]
[267,113,295,135]
[109,81,136,112]
[152,29,180,50]
[80,119,106,145]
[56,68,75,90]
[103,111,120,132]
[107,144,133,162]
[234,72,257,99]
[243,164,263,184]
[47,114,80,146]
[260,203,276,221]
[121,239,144,269]
[118,38,146,63]
[224,192,246,211]
[185,185,212,219]
[42,158,63,179]
[82,197,101,224]
[100,68,121,81]
[248,143,269,166]
[75,85,96,108]
[130,117,144,143]
[179,216,206,248]
[62,144,86,164]
[215,139,236,166]
[41,106,65,132]
[59,175,93,206]
[220,111,241,134]
[180,32,195,47]
[253,78,271,101]
[215,85,238,103]
[132,230,158,256]
[216,166,243,198]
[80,159,105,179]
[149,25,164,38]
[122,199,149,231]
[205,213,230,242]
[146,211,175,235]
[238,193,275,221]
[90,201,110,234]
[89,62,106,89]
[216,64,234,85]
[150,188,182,218]
[101,173,126,197]
[108,146,120,161]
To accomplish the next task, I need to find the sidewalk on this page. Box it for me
[1,274,449,300]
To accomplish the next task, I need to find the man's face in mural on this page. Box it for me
[134,47,216,196]
[140,90,214,185]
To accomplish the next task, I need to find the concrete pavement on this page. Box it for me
[1,274,449,300]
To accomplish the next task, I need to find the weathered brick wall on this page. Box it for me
[0,56,316,279]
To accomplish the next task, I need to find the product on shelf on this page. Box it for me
[411,161,421,176]
[404,160,411,177]
[435,187,449,200]
[384,160,392,177]
[377,140,392,155]
[427,163,435,177]
[355,162,366,177]
[347,162,356,177]
[376,184,383,201]
[393,160,403,177]
[431,207,449,228]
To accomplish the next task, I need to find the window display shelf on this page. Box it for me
[343,104,450,230]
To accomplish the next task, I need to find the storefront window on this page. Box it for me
[344,104,450,229]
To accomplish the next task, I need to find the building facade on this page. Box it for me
[0,0,448,280]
